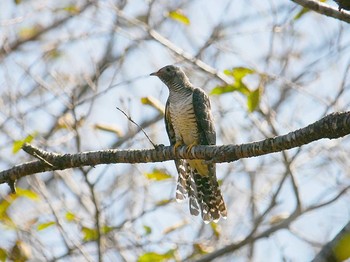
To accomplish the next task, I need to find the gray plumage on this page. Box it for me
[150,65,227,223]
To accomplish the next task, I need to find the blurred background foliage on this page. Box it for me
[0,0,350,261]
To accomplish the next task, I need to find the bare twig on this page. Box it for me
[116,106,157,148]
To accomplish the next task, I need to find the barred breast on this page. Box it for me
[169,93,199,145]
[169,93,209,176]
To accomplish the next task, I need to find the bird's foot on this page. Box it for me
[154,144,165,150]
[186,143,197,154]
[173,141,183,155]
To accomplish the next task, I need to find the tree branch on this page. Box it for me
[291,0,350,23]
[0,111,349,189]
[0,1,94,58]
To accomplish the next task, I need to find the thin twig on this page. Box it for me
[116,106,157,148]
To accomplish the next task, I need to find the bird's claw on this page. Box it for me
[173,141,183,155]
[154,144,165,150]
[186,143,196,154]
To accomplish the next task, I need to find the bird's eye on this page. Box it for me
[166,67,171,72]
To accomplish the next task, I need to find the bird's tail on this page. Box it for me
[175,161,227,223]
[175,160,201,216]
[194,171,227,223]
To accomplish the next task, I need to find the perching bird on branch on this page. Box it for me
[150,65,227,223]
[334,0,350,11]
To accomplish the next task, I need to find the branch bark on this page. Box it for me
[291,0,350,23]
[0,111,349,189]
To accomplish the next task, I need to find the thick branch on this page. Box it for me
[291,0,350,23]
[0,111,349,185]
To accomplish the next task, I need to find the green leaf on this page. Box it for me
[212,67,254,96]
[211,82,250,96]
[224,67,255,82]
[12,132,38,154]
[167,10,190,25]
[0,248,7,262]
[63,5,79,14]
[210,222,221,238]
[0,199,12,218]
[145,169,172,181]
[101,225,113,234]
[210,85,235,95]
[333,232,350,261]
[37,221,55,231]
[247,86,261,112]
[143,225,152,235]
[137,250,174,262]
[235,82,251,96]
[193,243,210,255]
[294,0,325,20]
[16,188,39,201]
[82,226,98,242]
[82,225,113,241]
[0,195,17,228]
[156,199,172,206]
[294,7,309,20]
[46,48,61,60]
[65,212,76,222]
[18,26,40,40]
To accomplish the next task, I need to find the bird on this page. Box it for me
[150,65,227,223]
[334,0,350,10]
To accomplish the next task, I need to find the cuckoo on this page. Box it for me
[150,65,227,223]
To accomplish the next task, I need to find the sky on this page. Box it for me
[0,0,350,261]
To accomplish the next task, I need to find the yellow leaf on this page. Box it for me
[16,188,39,201]
[63,5,79,14]
[294,7,310,20]
[82,226,98,242]
[156,199,172,206]
[143,225,152,235]
[18,26,40,40]
[210,222,221,238]
[138,250,174,262]
[65,212,76,222]
[167,10,190,25]
[145,169,172,181]
[0,247,7,262]
[226,67,255,82]
[163,220,187,234]
[141,96,165,114]
[269,213,289,225]
[93,123,123,137]
[37,221,55,231]
[247,86,261,113]
[12,132,37,154]
[46,48,61,60]
[193,243,213,254]
[333,232,350,261]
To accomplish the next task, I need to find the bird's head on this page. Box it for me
[150,65,190,88]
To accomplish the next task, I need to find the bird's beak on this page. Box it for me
[150,71,158,76]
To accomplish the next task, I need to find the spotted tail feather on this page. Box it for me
[193,166,227,223]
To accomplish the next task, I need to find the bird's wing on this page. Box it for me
[192,88,227,222]
[192,88,216,145]
[164,99,176,146]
